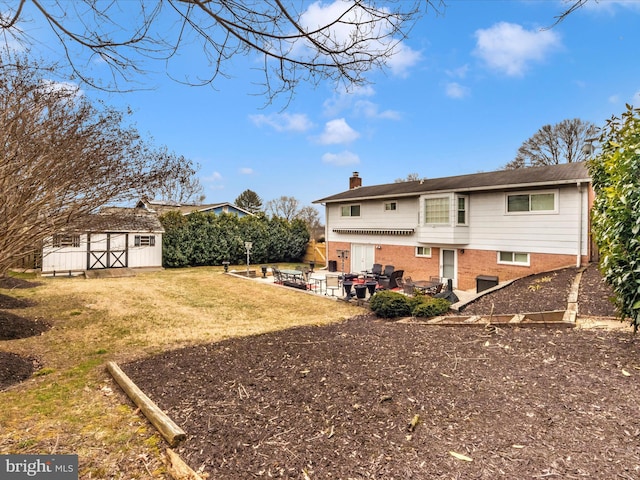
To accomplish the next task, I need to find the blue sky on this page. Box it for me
[12,1,640,211]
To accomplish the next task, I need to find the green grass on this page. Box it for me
[0,266,364,478]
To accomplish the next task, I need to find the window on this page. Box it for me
[424,197,449,224]
[384,202,397,211]
[134,235,156,247]
[341,205,361,217]
[507,192,556,213]
[416,246,432,257]
[498,251,529,265]
[457,196,467,225]
[53,234,80,248]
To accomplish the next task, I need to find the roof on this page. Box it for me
[76,208,164,233]
[137,198,252,216]
[313,162,591,204]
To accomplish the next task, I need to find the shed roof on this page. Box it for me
[76,208,164,233]
[313,162,591,204]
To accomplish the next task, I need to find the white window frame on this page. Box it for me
[497,251,530,266]
[505,190,558,215]
[424,196,450,224]
[415,246,432,258]
[456,195,468,225]
[341,205,361,217]
[384,201,397,212]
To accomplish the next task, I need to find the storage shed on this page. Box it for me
[41,208,164,276]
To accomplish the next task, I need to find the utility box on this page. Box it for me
[476,275,499,293]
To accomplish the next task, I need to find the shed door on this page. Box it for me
[87,233,128,269]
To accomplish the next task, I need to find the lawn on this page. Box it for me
[0,267,364,478]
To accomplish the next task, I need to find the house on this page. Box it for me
[136,198,253,217]
[313,163,594,291]
[41,208,164,275]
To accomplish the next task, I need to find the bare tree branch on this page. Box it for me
[1,1,444,100]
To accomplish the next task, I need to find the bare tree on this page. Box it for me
[266,196,300,221]
[504,118,599,169]
[296,205,323,240]
[0,54,192,275]
[142,149,205,204]
[395,172,423,182]
[0,1,445,100]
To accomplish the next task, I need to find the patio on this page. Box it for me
[227,265,479,310]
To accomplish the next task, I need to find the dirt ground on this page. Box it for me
[2,265,639,479]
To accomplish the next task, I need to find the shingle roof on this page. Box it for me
[313,162,591,204]
[76,208,164,232]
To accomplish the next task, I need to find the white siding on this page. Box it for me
[129,234,163,268]
[325,184,589,256]
[467,186,588,255]
[326,197,419,246]
[42,234,88,272]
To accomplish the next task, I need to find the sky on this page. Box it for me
[9,0,640,212]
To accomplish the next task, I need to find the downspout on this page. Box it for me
[576,182,583,268]
[322,203,329,268]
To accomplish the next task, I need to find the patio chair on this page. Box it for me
[271,266,283,284]
[325,274,341,297]
[402,276,416,295]
[367,263,383,280]
[378,269,403,290]
[377,265,395,285]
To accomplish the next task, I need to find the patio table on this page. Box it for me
[413,280,443,295]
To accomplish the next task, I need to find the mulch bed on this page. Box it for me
[460,267,577,316]
[124,315,639,479]
[0,278,47,388]
[0,352,38,391]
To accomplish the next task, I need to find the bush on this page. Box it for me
[369,291,411,318]
[370,291,451,319]
[412,297,451,317]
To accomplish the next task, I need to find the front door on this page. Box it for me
[351,244,375,274]
[441,249,457,288]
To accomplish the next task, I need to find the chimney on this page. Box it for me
[349,171,362,190]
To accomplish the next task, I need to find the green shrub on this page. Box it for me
[369,291,411,318]
[412,297,451,317]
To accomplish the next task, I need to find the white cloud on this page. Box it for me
[354,100,401,120]
[633,90,640,104]
[317,118,360,145]
[446,64,470,79]
[202,172,222,183]
[386,42,422,78]
[239,167,254,175]
[445,82,470,99]
[473,22,561,76]
[322,150,360,166]
[609,94,620,104]
[323,85,376,117]
[298,1,421,78]
[249,112,314,132]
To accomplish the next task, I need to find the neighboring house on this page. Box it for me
[136,198,253,217]
[41,208,164,275]
[313,163,594,291]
